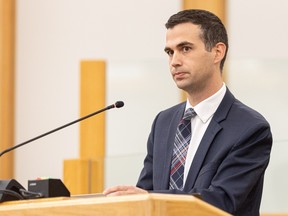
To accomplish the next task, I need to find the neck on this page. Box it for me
[186,81,223,107]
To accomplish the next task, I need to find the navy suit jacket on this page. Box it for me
[136,89,272,216]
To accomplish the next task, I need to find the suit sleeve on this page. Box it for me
[136,113,159,190]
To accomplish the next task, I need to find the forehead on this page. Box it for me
[165,22,203,47]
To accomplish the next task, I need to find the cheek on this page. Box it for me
[186,56,214,77]
[196,54,214,69]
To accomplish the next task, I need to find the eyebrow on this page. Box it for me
[164,41,194,52]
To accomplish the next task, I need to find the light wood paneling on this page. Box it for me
[63,159,103,194]
[183,0,226,22]
[0,0,15,178]
[79,60,106,159]
[64,60,106,194]
[261,214,288,216]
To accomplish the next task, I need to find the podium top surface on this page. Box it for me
[0,193,231,216]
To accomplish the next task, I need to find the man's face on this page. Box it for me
[165,22,217,94]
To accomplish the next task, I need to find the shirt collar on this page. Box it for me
[185,83,227,123]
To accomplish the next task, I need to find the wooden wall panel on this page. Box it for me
[183,0,226,22]
[79,61,106,159]
[64,60,106,194]
[0,0,15,178]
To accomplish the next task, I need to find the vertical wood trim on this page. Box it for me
[63,60,106,194]
[63,158,104,194]
[63,159,90,194]
[80,60,106,193]
[181,0,227,101]
[0,0,15,178]
[183,0,226,22]
[80,60,106,159]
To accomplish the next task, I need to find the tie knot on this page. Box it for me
[183,108,196,121]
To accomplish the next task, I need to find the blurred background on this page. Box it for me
[1,0,287,214]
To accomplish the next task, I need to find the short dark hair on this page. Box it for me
[165,9,228,71]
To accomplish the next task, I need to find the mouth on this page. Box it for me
[173,72,188,79]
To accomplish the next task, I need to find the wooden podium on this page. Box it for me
[0,193,230,216]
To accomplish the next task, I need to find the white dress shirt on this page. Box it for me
[183,83,227,184]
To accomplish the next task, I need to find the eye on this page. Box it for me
[182,46,192,53]
[165,49,174,57]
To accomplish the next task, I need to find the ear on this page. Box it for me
[213,42,226,64]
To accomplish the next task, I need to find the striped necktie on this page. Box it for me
[169,108,196,190]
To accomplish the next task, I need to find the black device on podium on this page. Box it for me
[0,178,70,202]
[0,179,26,202]
[28,178,70,198]
[0,101,124,202]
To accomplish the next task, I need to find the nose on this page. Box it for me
[170,52,182,68]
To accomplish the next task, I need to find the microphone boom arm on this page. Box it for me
[0,101,124,157]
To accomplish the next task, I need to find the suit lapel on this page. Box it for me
[183,89,235,190]
[183,120,222,190]
[160,103,186,189]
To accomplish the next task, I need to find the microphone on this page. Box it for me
[0,101,124,157]
[0,101,124,202]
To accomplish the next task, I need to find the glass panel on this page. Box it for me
[228,58,288,212]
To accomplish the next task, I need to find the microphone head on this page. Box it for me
[115,101,124,108]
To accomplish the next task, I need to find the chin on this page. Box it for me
[175,82,191,91]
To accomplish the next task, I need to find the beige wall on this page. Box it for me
[14,0,288,213]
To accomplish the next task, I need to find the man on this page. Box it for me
[103,9,272,216]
